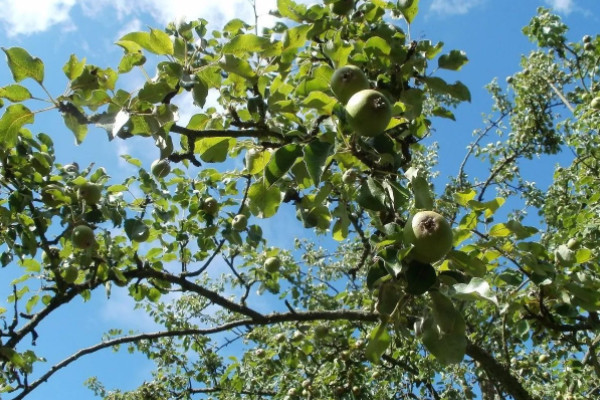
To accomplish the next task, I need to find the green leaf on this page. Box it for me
[25,295,39,314]
[438,50,468,70]
[218,55,256,80]
[452,277,498,305]
[430,291,465,334]
[0,347,26,368]
[357,177,387,211]
[2,47,44,83]
[447,81,471,102]
[405,167,433,210]
[248,180,281,218]
[301,91,336,114]
[364,36,391,55]
[398,0,419,24]
[63,54,86,80]
[195,137,234,163]
[245,149,272,175]
[62,112,89,144]
[222,34,282,57]
[421,317,466,365]
[0,104,34,147]
[489,223,510,237]
[454,189,476,206]
[575,248,593,264]
[119,29,174,55]
[303,140,333,186]
[277,0,308,23]
[0,85,31,102]
[365,323,391,363]
[264,144,302,186]
[107,184,128,193]
[447,250,487,277]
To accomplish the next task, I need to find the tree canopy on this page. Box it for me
[0,1,599,399]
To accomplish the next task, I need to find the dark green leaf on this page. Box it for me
[264,144,302,186]
[438,50,468,70]
[365,323,391,363]
[303,140,333,186]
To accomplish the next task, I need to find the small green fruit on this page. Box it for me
[151,159,171,178]
[72,225,96,249]
[538,354,550,363]
[314,325,329,338]
[583,34,592,43]
[591,97,600,110]
[330,65,370,104]
[231,214,248,231]
[584,42,595,52]
[202,197,219,215]
[264,256,281,273]
[131,223,150,242]
[345,89,392,137]
[330,0,354,15]
[78,182,102,205]
[404,211,453,264]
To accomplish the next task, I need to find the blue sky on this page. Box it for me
[0,0,599,398]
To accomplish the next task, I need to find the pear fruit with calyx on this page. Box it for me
[330,65,369,104]
[345,89,392,137]
[404,211,453,264]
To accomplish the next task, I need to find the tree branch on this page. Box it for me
[466,340,539,400]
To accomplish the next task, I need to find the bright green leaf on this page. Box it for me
[0,104,34,148]
[2,47,44,83]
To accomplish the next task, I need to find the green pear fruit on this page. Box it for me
[404,211,453,264]
[72,225,96,249]
[264,256,282,273]
[131,223,150,242]
[151,159,171,178]
[591,96,600,110]
[330,0,354,15]
[345,89,392,137]
[330,65,369,104]
[231,214,248,231]
[78,182,102,205]
[202,197,219,215]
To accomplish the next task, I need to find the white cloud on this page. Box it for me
[430,0,484,15]
[0,0,322,38]
[0,0,77,36]
[545,0,574,14]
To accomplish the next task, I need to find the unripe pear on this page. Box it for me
[78,182,102,205]
[330,65,369,104]
[151,159,171,178]
[231,214,248,231]
[72,225,96,249]
[404,211,453,264]
[345,89,392,137]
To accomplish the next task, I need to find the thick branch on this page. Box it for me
[170,124,285,141]
[466,340,538,400]
[11,309,378,400]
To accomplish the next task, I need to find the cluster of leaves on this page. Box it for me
[0,1,599,399]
